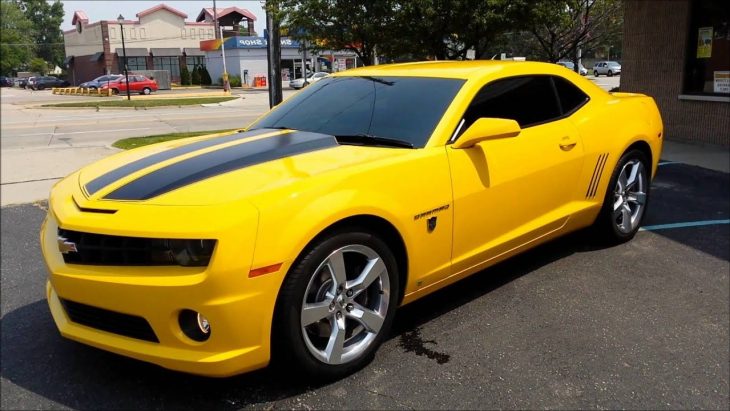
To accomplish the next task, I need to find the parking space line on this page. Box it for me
[13,127,152,137]
[658,161,680,166]
[640,219,730,231]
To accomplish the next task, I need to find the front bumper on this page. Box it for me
[41,184,288,377]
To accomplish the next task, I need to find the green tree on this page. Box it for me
[388,0,531,61]
[29,56,48,74]
[524,0,623,68]
[277,0,399,65]
[0,0,35,75]
[180,64,191,85]
[16,0,65,67]
[277,0,532,64]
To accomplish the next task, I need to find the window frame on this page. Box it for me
[449,74,590,144]
[681,0,730,97]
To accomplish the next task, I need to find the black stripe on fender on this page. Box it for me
[103,131,338,201]
[586,153,608,199]
[85,128,272,195]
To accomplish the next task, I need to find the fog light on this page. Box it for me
[179,309,211,342]
[197,313,210,334]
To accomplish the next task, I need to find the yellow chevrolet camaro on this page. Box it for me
[42,61,663,379]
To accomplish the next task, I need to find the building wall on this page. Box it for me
[64,9,218,84]
[64,23,104,57]
[67,56,106,85]
[106,14,215,51]
[622,0,729,146]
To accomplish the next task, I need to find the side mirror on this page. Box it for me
[452,118,521,149]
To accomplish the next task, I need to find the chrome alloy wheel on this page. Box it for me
[613,159,647,234]
[300,245,390,365]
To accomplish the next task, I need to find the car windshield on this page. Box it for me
[250,76,465,148]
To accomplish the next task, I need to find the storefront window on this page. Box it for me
[118,56,147,71]
[683,0,730,95]
[153,56,181,78]
[186,56,205,72]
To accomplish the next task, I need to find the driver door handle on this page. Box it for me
[559,136,577,151]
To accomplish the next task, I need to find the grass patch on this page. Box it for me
[112,129,239,150]
[42,96,237,108]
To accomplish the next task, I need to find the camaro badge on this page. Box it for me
[57,236,78,254]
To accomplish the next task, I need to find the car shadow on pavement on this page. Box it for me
[1,233,591,410]
[642,163,730,261]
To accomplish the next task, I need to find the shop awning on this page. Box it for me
[150,48,182,56]
[89,52,104,62]
[115,48,148,57]
[183,48,205,56]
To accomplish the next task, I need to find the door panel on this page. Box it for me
[448,117,584,275]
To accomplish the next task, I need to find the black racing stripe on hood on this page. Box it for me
[85,128,272,195]
[103,131,338,201]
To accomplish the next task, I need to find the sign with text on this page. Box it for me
[200,36,300,51]
[714,71,730,94]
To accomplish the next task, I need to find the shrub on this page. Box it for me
[200,65,212,86]
[180,65,191,86]
[228,74,241,87]
[191,66,201,85]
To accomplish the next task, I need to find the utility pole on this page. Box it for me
[117,15,131,101]
[213,0,219,39]
[220,25,231,93]
[265,3,282,108]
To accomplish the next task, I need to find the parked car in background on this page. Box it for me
[80,74,123,90]
[0,76,13,87]
[100,75,158,95]
[32,76,71,90]
[24,76,37,89]
[289,71,329,89]
[555,61,588,76]
[15,78,28,88]
[593,61,622,77]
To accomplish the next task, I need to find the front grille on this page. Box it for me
[57,228,215,266]
[59,298,159,343]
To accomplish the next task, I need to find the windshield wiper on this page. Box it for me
[335,133,414,149]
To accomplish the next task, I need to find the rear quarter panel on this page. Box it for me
[565,90,663,228]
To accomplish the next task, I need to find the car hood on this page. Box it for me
[75,129,410,206]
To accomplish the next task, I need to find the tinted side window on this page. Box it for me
[462,76,561,129]
[553,76,589,114]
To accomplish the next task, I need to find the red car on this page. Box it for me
[101,75,158,95]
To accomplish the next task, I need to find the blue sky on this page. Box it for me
[60,1,267,31]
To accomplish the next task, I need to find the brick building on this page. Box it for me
[62,4,256,85]
[622,0,729,146]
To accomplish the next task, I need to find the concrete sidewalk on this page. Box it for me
[0,138,727,207]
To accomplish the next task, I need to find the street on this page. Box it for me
[1,162,728,409]
[0,87,296,206]
[0,87,297,150]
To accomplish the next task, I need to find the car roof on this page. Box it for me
[333,60,567,80]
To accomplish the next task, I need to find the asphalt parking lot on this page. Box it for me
[1,161,728,410]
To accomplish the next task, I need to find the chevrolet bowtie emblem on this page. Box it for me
[57,236,78,254]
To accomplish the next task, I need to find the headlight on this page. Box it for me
[57,228,216,267]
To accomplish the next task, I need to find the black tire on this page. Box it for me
[594,70,599,77]
[592,149,650,244]
[608,70,613,77]
[111,88,119,95]
[272,228,400,380]
[142,87,151,95]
